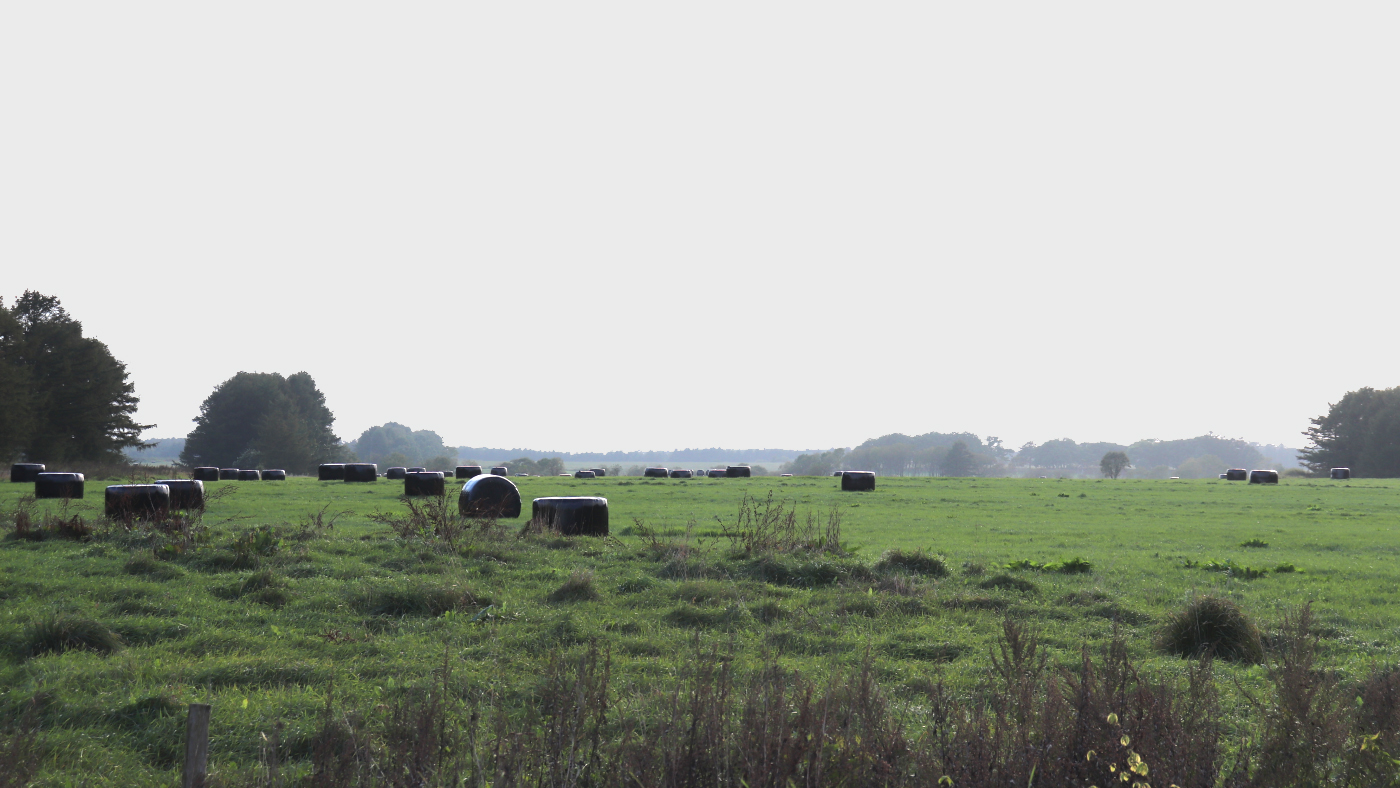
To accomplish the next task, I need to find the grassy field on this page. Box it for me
[1,473,1398,785]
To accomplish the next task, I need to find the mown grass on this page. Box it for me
[0,474,1397,784]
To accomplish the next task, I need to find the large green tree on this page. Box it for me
[0,291,150,463]
[180,371,343,473]
[353,422,453,468]
[1100,451,1130,479]
[1300,387,1400,477]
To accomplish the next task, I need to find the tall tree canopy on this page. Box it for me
[1300,387,1400,477]
[0,291,150,463]
[180,371,342,473]
[351,422,454,468]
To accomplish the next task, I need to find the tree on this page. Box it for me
[352,422,453,468]
[1300,387,1400,477]
[1100,451,1130,479]
[941,441,976,477]
[779,448,846,477]
[0,291,150,463]
[180,371,342,473]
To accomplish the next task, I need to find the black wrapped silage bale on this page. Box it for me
[490,467,509,477]
[1331,468,1351,480]
[407,467,426,473]
[726,466,751,478]
[237,469,262,481]
[105,484,171,520]
[841,471,876,491]
[1225,469,1248,481]
[1248,470,1279,484]
[708,469,727,478]
[574,470,596,479]
[404,471,446,496]
[589,468,607,477]
[669,469,693,478]
[262,469,287,481]
[386,467,408,480]
[459,474,521,518]
[643,467,668,478]
[11,463,45,482]
[193,467,220,482]
[832,471,843,477]
[154,479,205,509]
[219,468,239,480]
[318,464,345,481]
[343,463,378,482]
[35,472,85,499]
[455,465,482,479]
[532,496,609,536]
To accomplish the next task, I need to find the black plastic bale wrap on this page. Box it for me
[404,471,446,496]
[385,467,408,480]
[192,467,220,482]
[105,484,171,519]
[237,469,262,481]
[669,469,693,478]
[343,463,378,482]
[1248,470,1280,484]
[589,468,607,477]
[318,464,346,481]
[574,470,596,479]
[490,467,509,477]
[218,468,240,480]
[459,474,522,518]
[10,463,45,482]
[726,466,751,478]
[262,469,287,481]
[407,467,426,473]
[1224,469,1248,481]
[455,466,482,479]
[1331,468,1351,480]
[708,469,728,478]
[34,472,85,499]
[532,496,609,536]
[643,468,669,478]
[154,479,205,510]
[841,471,876,491]
[832,471,843,477]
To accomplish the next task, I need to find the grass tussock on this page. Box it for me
[548,570,600,603]
[1158,595,1263,663]
[23,614,123,658]
[350,583,486,617]
[873,548,947,577]
[978,574,1037,593]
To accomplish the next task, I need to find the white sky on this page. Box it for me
[3,3,1396,452]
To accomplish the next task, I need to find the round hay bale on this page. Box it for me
[1219,473,1228,479]
[237,469,262,481]
[105,484,171,520]
[558,473,571,476]
[10,463,45,482]
[780,473,793,477]
[1248,469,1279,484]
[343,463,378,482]
[643,467,669,478]
[1331,467,1351,480]
[841,471,876,491]
[404,471,446,496]
[318,464,346,481]
[726,466,751,478]
[407,466,426,473]
[154,479,205,510]
[589,468,607,477]
[574,470,596,479]
[490,466,509,477]
[708,469,727,478]
[455,465,482,479]
[669,469,693,478]
[193,467,220,482]
[459,474,521,518]
[218,468,240,480]
[34,472,84,500]
[261,469,287,481]
[532,496,609,536]
[385,467,408,480]
[832,471,843,477]
[1225,469,1248,481]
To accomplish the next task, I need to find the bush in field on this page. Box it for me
[1159,595,1263,663]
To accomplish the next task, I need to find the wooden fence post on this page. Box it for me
[183,703,211,788]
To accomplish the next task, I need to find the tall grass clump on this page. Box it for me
[548,570,600,603]
[1158,595,1263,663]
[23,614,123,657]
[720,492,845,556]
[873,548,947,577]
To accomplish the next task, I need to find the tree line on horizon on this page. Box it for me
[7,291,1399,478]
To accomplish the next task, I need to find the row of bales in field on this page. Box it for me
[642,466,752,479]
[191,467,287,481]
[1215,468,1349,483]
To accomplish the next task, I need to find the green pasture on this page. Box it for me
[1,474,1398,784]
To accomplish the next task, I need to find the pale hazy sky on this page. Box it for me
[3,3,1396,452]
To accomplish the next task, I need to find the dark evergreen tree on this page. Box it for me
[941,441,977,477]
[180,371,342,473]
[1300,387,1400,477]
[0,291,149,463]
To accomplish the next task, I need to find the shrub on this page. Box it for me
[1158,595,1263,663]
[1047,557,1093,574]
[548,571,600,603]
[873,548,947,577]
[24,614,123,657]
